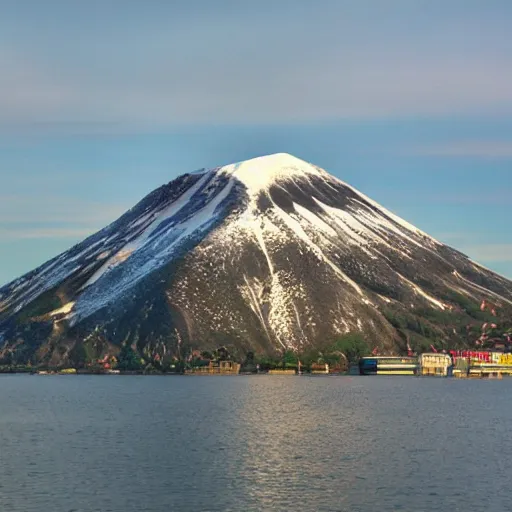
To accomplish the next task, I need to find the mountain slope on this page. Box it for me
[1,153,511,366]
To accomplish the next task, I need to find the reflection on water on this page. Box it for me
[1,375,512,511]
[234,378,374,510]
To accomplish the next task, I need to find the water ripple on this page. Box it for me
[1,375,511,511]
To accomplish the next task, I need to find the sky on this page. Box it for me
[0,0,511,285]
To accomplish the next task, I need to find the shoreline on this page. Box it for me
[1,370,511,379]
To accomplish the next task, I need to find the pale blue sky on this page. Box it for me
[1,0,511,285]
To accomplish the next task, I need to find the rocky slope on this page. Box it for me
[1,153,511,366]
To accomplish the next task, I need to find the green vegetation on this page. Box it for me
[15,288,61,323]
[213,346,231,361]
[68,342,88,368]
[189,356,210,368]
[250,354,279,371]
[244,334,368,372]
[282,350,298,368]
[381,308,440,339]
[379,289,512,353]
[327,333,369,364]
[117,344,143,371]
[241,351,257,372]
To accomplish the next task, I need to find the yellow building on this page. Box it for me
[186,361,240,375]
[418,353,452,376]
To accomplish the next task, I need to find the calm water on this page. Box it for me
[1,375,511,512]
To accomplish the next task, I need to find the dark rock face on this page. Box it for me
[1,153,511,366]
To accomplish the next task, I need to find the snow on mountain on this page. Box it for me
[1,153,511,365]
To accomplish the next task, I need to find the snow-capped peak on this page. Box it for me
[212,153,438,245]
[214,153,322,196]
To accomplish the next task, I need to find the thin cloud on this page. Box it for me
[424,191,512,205]
[462,244,512,263]
[435,232,473,243]
[1,2,512,130]
[411,141,512,159]
[435,234,512,262]
[0,196,128,224]
[2,55,512,128]
[0,226,97,239]
[0,196,128,240]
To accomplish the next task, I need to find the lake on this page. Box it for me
[1,374,511,511]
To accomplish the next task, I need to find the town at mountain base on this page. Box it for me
[0,153,511,369]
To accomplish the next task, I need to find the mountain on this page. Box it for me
[1,153,511,367]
